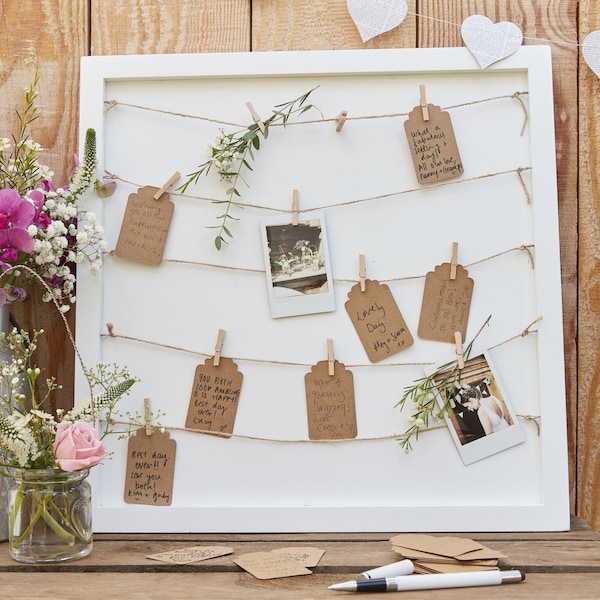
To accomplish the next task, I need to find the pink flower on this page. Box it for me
[28,189,51,229]
[0,188,36,254]
[53,421,107,472]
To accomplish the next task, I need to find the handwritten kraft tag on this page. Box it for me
[404,104,463,184]
[345,279,414,362]
[124,429,177,506]
[418,263,474,344]
[305,360,357,440]
[185,357,243,436]
[115,186,174,265]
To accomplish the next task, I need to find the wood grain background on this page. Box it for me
[0,0,595,530]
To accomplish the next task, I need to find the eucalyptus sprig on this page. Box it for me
[180,87,320,250]
[395,316,492,453]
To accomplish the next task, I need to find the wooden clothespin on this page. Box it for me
[335,110,348,132]
[144,398,153,436]
[213,329,226,367]
[419,84,430,122]
[106,322,115,337]
[454,331,465,369]
[327,338,335,376]
[153,171,180,200]
[359,254,366,292]
[292,189,299,226]
[245,101,266,135]
[450,242,459,280]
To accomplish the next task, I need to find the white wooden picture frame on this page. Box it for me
[77,47,569,532]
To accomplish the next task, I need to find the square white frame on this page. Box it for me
[77,47,569,532]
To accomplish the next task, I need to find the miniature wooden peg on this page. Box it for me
[292,189,299,226]
[419,84,430,121]
[335,110,348,132]
[153,171,181,200]
[245,101,266,135]
[359,254,366,292]
[144,398,153,436]
[327,338,335,376]
[450,242,459,280]
[454,331,465,369]
[214,329,226,367]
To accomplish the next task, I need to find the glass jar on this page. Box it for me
[7,467,92,563]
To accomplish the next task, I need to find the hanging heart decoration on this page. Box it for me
[347,0,408,43]
[461,15,523,69]
[583,31,600,78]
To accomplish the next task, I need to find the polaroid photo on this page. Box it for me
[260,212,335,319]
[425,352,525,465]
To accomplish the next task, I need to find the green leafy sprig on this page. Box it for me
[179,87,320,250]
[395,316,491,453]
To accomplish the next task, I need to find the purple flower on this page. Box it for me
[0,189,36,256]
[28,189,51,229]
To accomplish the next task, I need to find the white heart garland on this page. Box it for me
[347,0,408,43]
[461,15,523,69]
[583,31,600,79]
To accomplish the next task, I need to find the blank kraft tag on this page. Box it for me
[115,186,174,265]
[345,279,414,362]
[418,263,474,343]
[305,360,357,440]
[404,104,463,184]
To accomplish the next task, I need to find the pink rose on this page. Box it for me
[53,421,107,472]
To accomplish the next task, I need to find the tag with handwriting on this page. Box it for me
[233,551,312,579]
[147,545,233,565]
[185,357,243,436]
[418,263,474,343]
[124,429,176,506]
[115,186,174,265]
[345,279,414,362]
[271,547,326,568]
[305,360,357,440]
[404,104,463,184]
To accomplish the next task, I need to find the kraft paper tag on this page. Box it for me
[404,104,463,184]
[271,547,325,568]
[305,360,357,440]
[115,185,174,265]
[418,263,474,343]
[345,279,414,362]
[185,357,243,436]
[124,429,176,506]
[147,545,233,565]
[233,551,312,580]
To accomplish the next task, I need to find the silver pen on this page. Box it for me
[329,569,525,592]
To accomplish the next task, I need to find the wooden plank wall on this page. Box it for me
[0,0,594,529]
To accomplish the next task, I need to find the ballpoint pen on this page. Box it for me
[360,559,414,579]
[328,569,525,593]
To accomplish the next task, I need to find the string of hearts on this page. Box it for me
[346,2,600,78]
[104,316,543,444]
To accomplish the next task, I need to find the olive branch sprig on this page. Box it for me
[179,87,320,250]
[395,316,492,453]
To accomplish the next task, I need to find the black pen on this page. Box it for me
[328,569,525,592]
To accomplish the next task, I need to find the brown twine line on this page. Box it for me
[105,243,535,284]
[102,316,540,370]
[103,91,529,130]
[106,412,540,443]
[104,166,533,214]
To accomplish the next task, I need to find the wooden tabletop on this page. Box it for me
[0,517,598,599]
